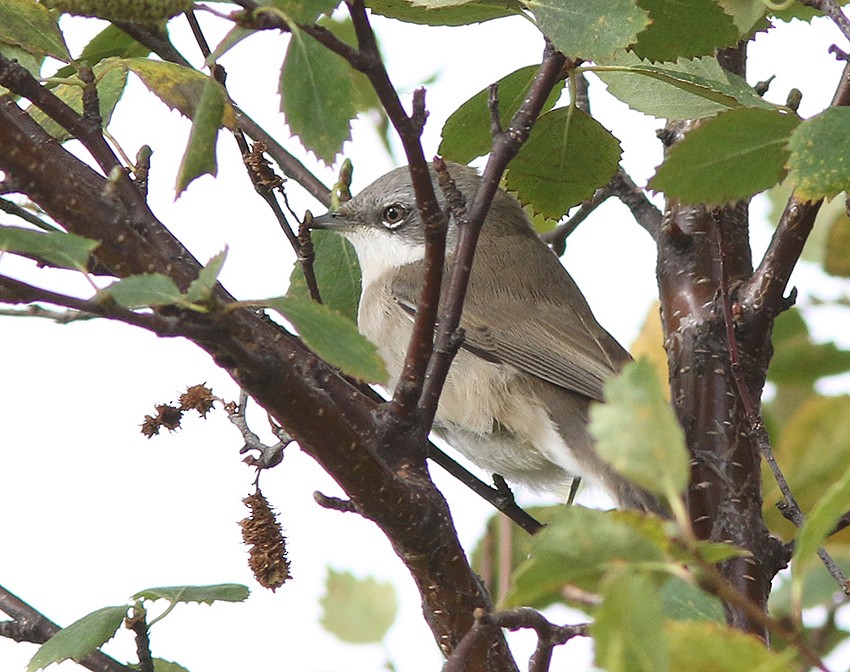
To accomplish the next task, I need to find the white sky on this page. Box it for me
[1,7,850,672]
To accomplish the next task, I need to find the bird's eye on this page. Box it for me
[381,204,407,229]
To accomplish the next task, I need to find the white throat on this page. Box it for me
[344,229,426,290]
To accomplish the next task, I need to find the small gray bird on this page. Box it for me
[312,162,658,511]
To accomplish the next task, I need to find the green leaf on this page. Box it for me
[658,576,725,623]
[28,605,128,672]
[825,210,850,277]
[186,249,227,304]
[650,107,800,204]
[280,28,357,164]
[320,569,398,644]
[595,55,772,121]
[176,77,226,194]
[263,295,387,383]
[666,621,789,672]
[287,229,361,323]
[30,59,129,142]
[715,0,766,33]
[367,0,518,25]
[0,0,70,61]
[504,106,621,219]
[133,584,250,605]
[470,506,562,602]
[97,273,183,308]
[589,358,688,501]
[152,659,191,672]
[631,0,740,62]
[0,225,99,271]
[525,0,650,63]
[122,58,237,129]
[592,571,667,672]
[42,0,192,22]
[439,65,566,164]
[793,460,850,609]
[788,107,850,201]
[504,507,668,607]
[768,309,850,386]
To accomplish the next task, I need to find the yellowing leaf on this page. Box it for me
[123,58,237,129]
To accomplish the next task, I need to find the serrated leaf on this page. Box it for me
[152,659,191,672]
[29,59,128,142]
[176,77,225,194]
[592,571,667,672]
[264,295,387,383]
[280,28,356,164]
[504,507,668,607]
[526,0,649,62]
[0,0,70,61]
[27,605,128,672]
[98,273,183,308]
[132,584,250,605]
[715,0,766,33]
[666,621,788,672]
[788,107,850,201]
[659,576,725,622]
[439,65,566,164]
[632,0,740,62]
[650,107,800,204]
[320,569,398,644]
[123,58,237,129]
[793,461,850,610]
[367,0,518,25]
[287,229,361,323]
[0,225,99,270]
[768,309,850,386]
[589,358,688,501]
[825,210,850,277]
[595,55,772,120]
[186,249,227,304]
[504,106,620,219]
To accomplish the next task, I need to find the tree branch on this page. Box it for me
[0,83,516,671]
[0,584,132,672]
[417,41,567,427]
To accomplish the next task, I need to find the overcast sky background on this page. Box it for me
[1,7,850,671]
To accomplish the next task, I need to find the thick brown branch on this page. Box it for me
[0,85,512,671]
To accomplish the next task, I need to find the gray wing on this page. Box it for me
[460,303,631,402]
[390,266,630,403]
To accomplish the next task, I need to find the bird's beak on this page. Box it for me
[309,211,350,231]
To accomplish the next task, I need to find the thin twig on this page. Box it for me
[227,389,292,470]
[417,41,567,428]
[0,584,132,672]
[124,606,154,672]
[798,0,850,43]
[715,216,850,596]
[0,197,60,231]
[444,608,588,672]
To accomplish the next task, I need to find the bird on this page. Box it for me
[311,161,659,512]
